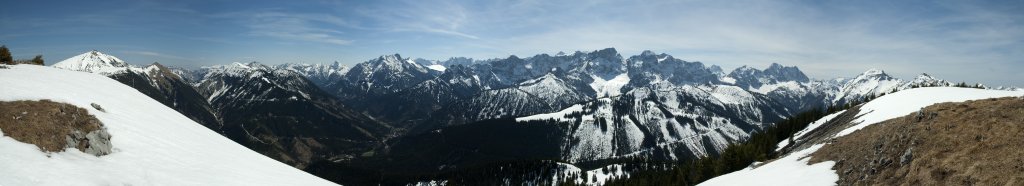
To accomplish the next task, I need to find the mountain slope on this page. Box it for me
[701,87,1024,185]
[51,51,221,129]
[0,64,336,185]
[50,50,129,73]
[809,97,1024,185]
[196,62,390,168]
[831,69,904,105]
[329,54,435,102]
[276,62,349,87]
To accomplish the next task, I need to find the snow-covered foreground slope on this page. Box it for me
[701,87,1023,186]
[0,65,336,186]
[836,87,1024,137]
[699,145,838,186]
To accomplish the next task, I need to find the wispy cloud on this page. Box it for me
[221,11,357,45]
[353,0,479,39]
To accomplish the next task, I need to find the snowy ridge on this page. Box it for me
[899,73,953,89]
[831,68,904,104]
[0,65,335,185]
[275,62,349,86]
[198,62,315,105]
[703,87,1024,185]
[51,50,130,73]
[516,84,780,163]
[836,87,1024,137]
[515,73,591,109]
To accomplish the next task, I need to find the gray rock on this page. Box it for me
[90,103,105,112]
[900,147,914,166]
[64,129,112,156]
[83,130,112,156]
[916,109,924,122]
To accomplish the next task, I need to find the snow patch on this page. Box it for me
[751,81,802,94]
[588,73,630,97]
[710,85,755,105]
[425,64,447,72]
[836,87,1024,137]
[516,104,583,122]
[700,144,837,186]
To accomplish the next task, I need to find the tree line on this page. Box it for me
[0,45,44,65]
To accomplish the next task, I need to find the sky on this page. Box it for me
[1,0,1022,87]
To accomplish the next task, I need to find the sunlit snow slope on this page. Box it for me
[0,65,336,186]
[700,87,1023,186]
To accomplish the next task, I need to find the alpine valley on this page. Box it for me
[16,48,1018,185]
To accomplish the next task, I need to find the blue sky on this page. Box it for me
[2,0,1022,87]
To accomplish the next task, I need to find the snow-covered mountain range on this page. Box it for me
[29,48,1017,185]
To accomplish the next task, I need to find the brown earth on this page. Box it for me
[810,97,1024,185]
[0,100,107,154]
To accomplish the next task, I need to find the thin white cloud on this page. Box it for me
[251,31,353,45]
[221,11,356,45]
[354,0,479,39]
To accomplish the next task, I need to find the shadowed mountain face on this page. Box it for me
[52,52,393,169]
[52,52,221,130]
[107,63,222,129]
[195,62,391,168]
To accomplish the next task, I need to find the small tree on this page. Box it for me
[0,45,12,65]
[31,55,44,65]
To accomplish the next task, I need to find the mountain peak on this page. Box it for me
[381,53,403,62]
[595,47,618,54]
[640,50,656,56]
[862,68,887,76]
[763,63,809,82]
[52,50,130,73]
[727,63,809,89]
[146,62,170,72]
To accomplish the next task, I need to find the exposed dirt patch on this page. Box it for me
[0,100,112,156]
[811,97,1024,185]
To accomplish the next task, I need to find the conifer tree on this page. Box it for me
[31,55,44,65]
[0,45,12,65]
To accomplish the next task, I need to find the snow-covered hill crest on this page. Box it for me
[0,64,336,185]
[702,87,1024,186]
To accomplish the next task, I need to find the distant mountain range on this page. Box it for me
[48,48,1016,185]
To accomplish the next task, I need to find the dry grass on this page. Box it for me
[811,97,1024,185]
[0,100,103,153]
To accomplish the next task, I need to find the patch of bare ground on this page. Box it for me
[811,97,1024,185]
[0,100,112,156]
